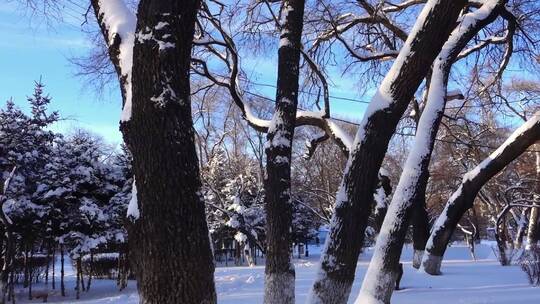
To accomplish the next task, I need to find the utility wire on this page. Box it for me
[242,90,539,153]
[246,81,371,104]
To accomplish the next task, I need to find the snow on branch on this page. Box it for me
[462,111,540,184]
[382,0,426,13]
[195,3,355,158]
[422,111,540,274]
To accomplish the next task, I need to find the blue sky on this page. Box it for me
[0,2,371,147]
[1,2,125,146]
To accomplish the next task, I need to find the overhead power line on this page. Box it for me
[246,81,371,104]
[242,90,539,153]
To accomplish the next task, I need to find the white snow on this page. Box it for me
[327,119,353,151]
[14,243,540,304]
[278,3,294,48]
[98,0,136,122]
[424,111,540,266]
[126,179,139,220]
[462,111,540,183]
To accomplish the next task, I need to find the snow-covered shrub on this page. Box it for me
[520,248,540,286]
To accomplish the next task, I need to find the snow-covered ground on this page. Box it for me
[14,243,540,303]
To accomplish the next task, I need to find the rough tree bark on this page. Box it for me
[263,1,305,303]
[422,111,540,275]
[355,3,505,302]
[307,1,467,303]
[90,1,217,303]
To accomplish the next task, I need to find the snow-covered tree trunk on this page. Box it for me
[91,1,217,302]
[307,1,468,303]
[422,111,540,275]
[355,3,504,302]
[526,145,540,250]
[264,1,305,303]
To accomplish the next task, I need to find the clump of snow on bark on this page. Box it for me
[136,24,176,51]
[127,179,139,220]
[266,115,292,149]
[98,0,136,122]
[150,77,178,105]
[273,156,289,164]
[327,119,353,151]
[278,3,294,48]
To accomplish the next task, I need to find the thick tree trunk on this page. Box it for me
[123,1,217,303]
[307,1,467,303]
[264,1,305,303]
[422,112,540,275]
[92,1,216,302]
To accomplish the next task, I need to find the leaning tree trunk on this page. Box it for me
[264,1,305,303]
[355,3,505,301]
[422,111,540,275]
[91,1,217,302]
[408,0,507,270]
[307,1,467,303]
